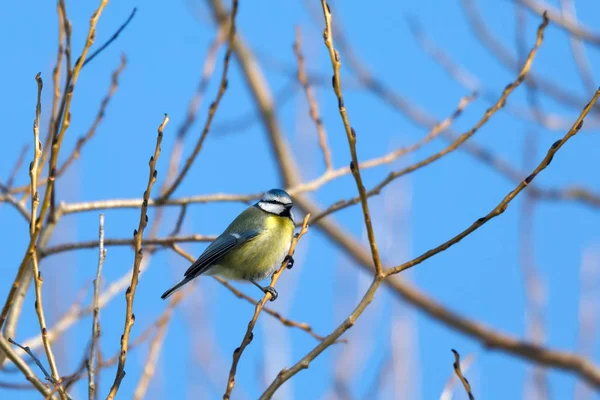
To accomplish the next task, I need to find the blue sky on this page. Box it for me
[1,0,600,399]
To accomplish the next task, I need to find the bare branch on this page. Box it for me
[87,214,105,400]
[451,349,475,400]
[0,0,110,332]
[558,0,596,92]
[311,13,550,225]
[2,338,59,399]
[159,0,239,199]
[293,26,333,171]
[106,114,169,400]
[83,8,137,68]
[25,74,68,400]
[41,234,216,258]
[59,56,127,177]
[387,88,600,276]
[320,1,383,276]
[460,0,597,112]
[515,0,600,46]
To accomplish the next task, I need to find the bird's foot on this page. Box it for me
[265,286,278,301]
[284,255,295,269]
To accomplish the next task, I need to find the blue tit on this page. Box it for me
[161,188,296,301]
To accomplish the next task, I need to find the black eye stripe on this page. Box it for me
[263,199,291,206]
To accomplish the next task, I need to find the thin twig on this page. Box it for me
[311,12,550,225]
[440,353,475,400]
[515,0,600,46]
[451,349,475,400]
[105,114,168,399]
[387,88,600,276]
[6,338,64,399]
[223,215,310,399]
[82,8,137,68]
[27,74,68,400]
[41,234,216,258]
[405,15,591,131]
[320,0,383,276]
[460,0,594,112]
[37,0,68,186]
[558,0,596,92]
[19,258,152,355]
[0,0,109,332]
[0,337,57,399]
[2,144,30,192]
[293,26,333,171]
[165,29,226,186]
[59,56,127,177]
[0,193,30,221]
[574,248,600,400]
[87,214,105,400]
[159,0,239,199]
[515,9,549,398]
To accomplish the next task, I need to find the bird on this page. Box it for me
[161,189,296,301]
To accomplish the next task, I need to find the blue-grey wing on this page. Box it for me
[183,230,260,278]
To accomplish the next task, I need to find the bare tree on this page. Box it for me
[1,0,599,399]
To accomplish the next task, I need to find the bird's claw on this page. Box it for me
[265,286,278,301]
[284,255,295,269]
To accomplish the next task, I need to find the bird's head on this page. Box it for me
[256,189,294,220]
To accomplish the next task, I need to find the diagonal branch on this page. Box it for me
[451,349,475,400]
[387,87,600,276]
[159,0,238,200]
[515,0,600,46]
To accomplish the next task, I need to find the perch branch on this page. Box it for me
[223,215,310,399]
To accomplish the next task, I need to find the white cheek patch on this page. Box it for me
[258,201,285,215]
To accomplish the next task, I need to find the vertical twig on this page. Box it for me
[451,349,475,400]
[27,74,68,400]
[105,114,169,400]
[87,214,105,399]
[37,0,69,186]
[440,353,475,400]
[293,26,333,171]
[574,248,599,400]
[320,0,383,276]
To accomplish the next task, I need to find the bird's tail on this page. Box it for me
[161,277,191,300]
